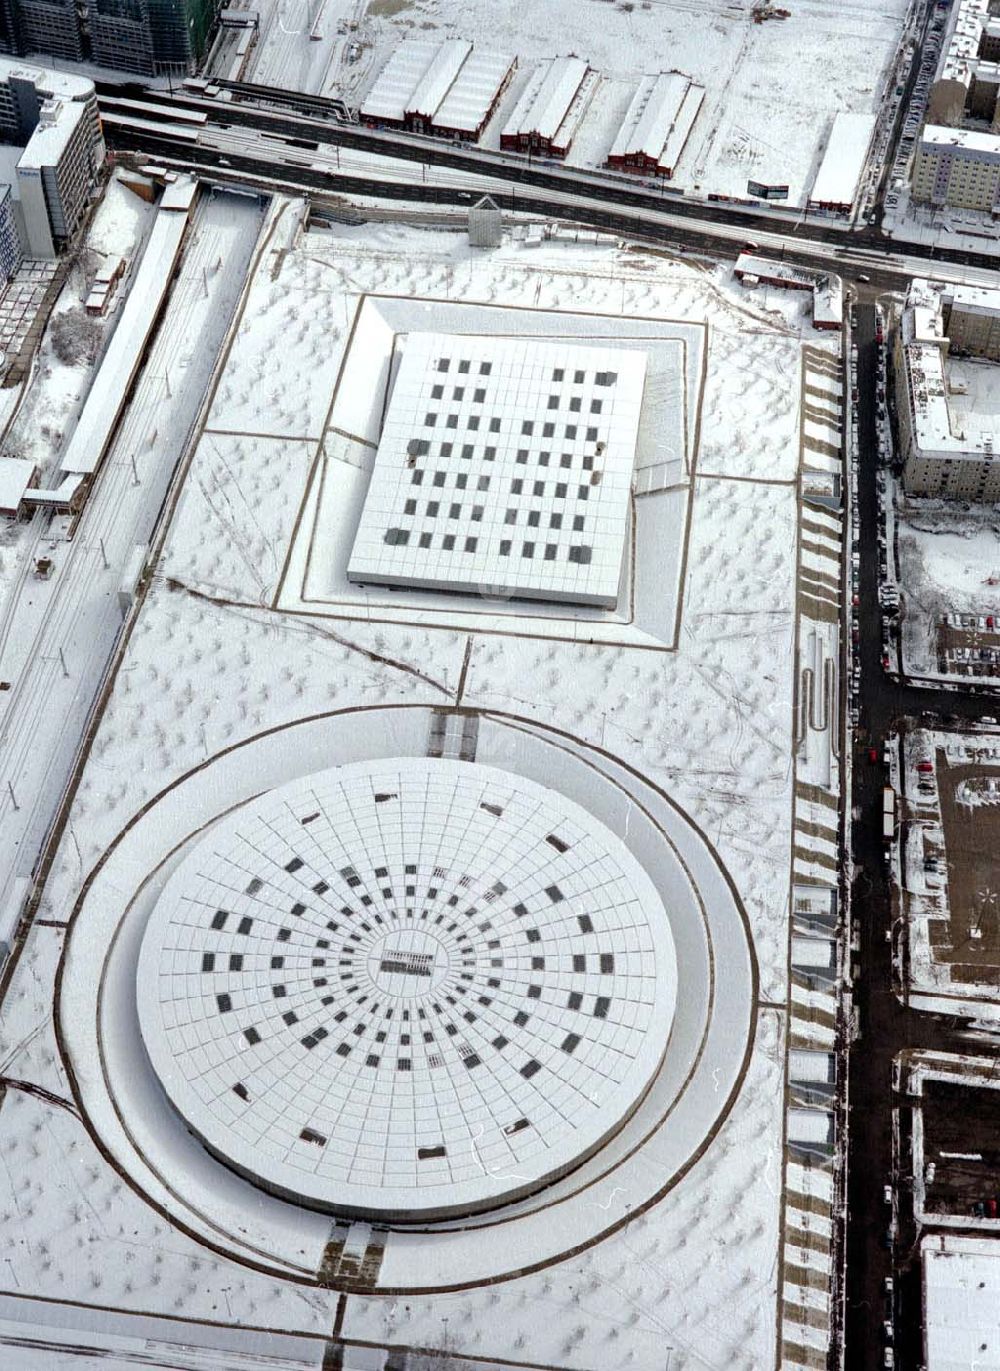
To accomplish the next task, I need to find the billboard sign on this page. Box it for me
[747,179,790,200]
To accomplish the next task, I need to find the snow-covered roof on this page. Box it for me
[16,99,84,169]
[923,1234,1000,1370]
[59,194,192,477]
[360,40,439,123]
[937,0,992,84]
[502,56,589,143]
[348,330,646,608]
[899,279,999,462]
[432,48,515,134]
[136,757,677,1220]
[808,111,875,209]
[407,37,471,120]
[609,72,704,171]
[0,54,94,102]
[0,456,35,511]
[735,255,842,328]
[946,280,1000,320]
[920,123,1000,158]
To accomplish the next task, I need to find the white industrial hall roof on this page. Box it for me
[407,37,471,120]
[361,39,514,132]
[347,330,647,608]
[502,56,589,143]
[361,40,440,124]
[808,111,876,208]
[433,48,515,134]
[609,71,705,171]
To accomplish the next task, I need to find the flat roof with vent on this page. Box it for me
[347,332,646,608]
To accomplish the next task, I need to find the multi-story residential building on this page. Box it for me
[88,0,155,75]
[911,125,1000,211]
[0,56,104,257]
[0,0,83,63]
[0,182,21,277]
[944,283,1000,358]
[927,0,1000,128]
[1,0,217,74]
[895,278,1000,499]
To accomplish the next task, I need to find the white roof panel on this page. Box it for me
[361,41,440,123]
[924,1235,1000,1371]
[0,456,34,510]
[433,48,515,133]
[809,111,876,207]
[408,38,471,119]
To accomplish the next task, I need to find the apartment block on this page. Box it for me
[1,0,217,74]
[911,125,1000,211]
[0,182,21,278]
[0,56,104,258]
[896,278,1000,499]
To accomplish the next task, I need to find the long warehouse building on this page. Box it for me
[807,111,876,214]
[606,71,704,178]
[500,55,596,159]
[360,39,515,141]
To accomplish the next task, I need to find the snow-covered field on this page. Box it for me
[234,0,908,205]
[0,205,842,1370]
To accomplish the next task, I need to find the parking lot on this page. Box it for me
[920,1075,1000,1219]
[933,746,1000,986]
[937,613,1000,679]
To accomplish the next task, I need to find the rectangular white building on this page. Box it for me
[895,277,1000,498]
[432,49,517,140]
[348,332,647,608]
[807,111,876,213]
[360,41,441,127]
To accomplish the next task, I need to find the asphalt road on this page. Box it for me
[845,303,1000,1370]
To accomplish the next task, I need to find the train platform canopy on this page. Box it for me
[0,457,37,517]
[360,39,515,137]
[607,72,705,177]
[500,56,591,155]
[807,111,876,213]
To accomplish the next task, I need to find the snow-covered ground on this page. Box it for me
[0,206,843,1370]
[233,0,908,206]
[896,498,1000,681]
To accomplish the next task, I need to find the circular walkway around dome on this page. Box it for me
[136,759,677,1220]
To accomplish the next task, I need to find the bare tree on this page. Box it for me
[50,308,102,367]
